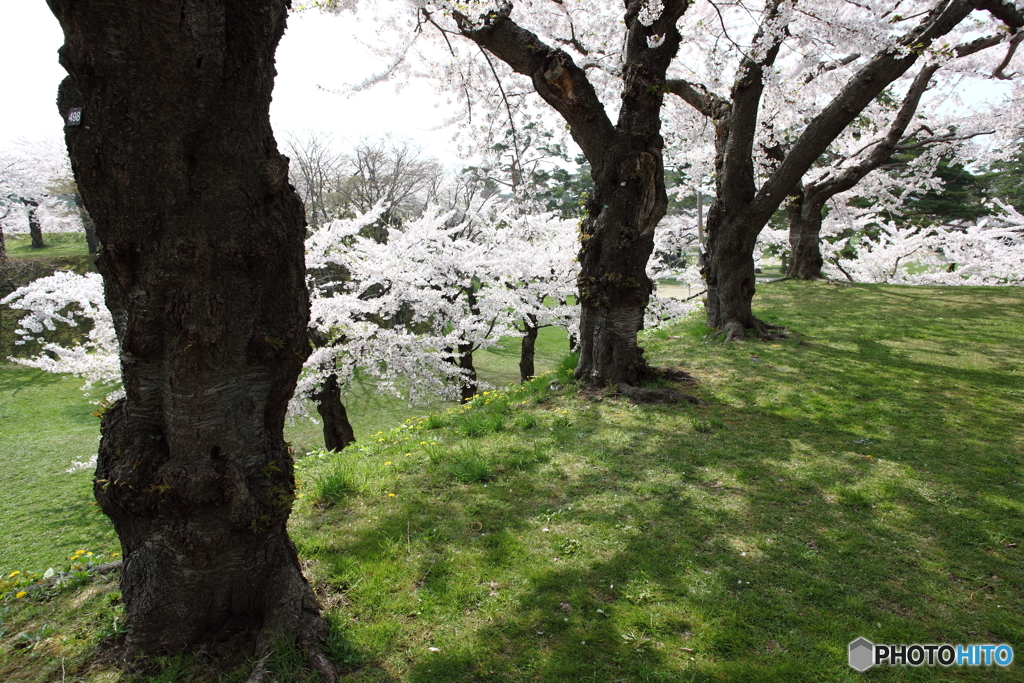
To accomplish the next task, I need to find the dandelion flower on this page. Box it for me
[388,493,396,498]
[15,591,27,599]
[385,461,392,466]
[8,570,20,577]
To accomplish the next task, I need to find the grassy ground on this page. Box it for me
[0,326,570,574]
[1,282,1022,682]
[4,233,92,260]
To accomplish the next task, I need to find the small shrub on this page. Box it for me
[454,409,504,437]
[556,351,580,377]
[500,442,548,471]
[691,419,713,433]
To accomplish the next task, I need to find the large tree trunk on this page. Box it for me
[703,207,764,340]
[786,191,825,280]
[575,144,664,385]
[312,373,356,452]
[48,0,334,677]
[24,198,45,249]
[519,315,538,383]
[451,2,687,388]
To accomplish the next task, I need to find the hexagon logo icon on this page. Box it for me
[849,637,874,672]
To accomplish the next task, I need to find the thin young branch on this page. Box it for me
[802,53,861,84]
[992,31,1024,78]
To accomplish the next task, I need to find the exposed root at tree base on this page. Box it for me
[618,383,707,405]
[240,643,333,683]
[244,643,338,683]
[712,318,789,342]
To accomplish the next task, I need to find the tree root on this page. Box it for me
[244,638,338,683]
[711,317,788,342]
[618,383,707,405]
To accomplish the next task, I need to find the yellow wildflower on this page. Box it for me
[15,591,27,599]
[8,570,20,577]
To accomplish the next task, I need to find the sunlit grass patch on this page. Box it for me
[3,283,1024,681]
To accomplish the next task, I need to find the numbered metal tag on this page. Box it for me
[66,107,83,127]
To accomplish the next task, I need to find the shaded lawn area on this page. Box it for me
[283,282,1023,682]
[0,326,570,574]
[0,282,1021,682]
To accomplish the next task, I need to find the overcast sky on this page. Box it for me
[0,4,461,163]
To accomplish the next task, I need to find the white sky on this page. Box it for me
[0,4,462,164]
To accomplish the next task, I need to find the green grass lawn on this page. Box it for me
[1,282,1022,682]
[0,326,571,573]
[4,233,91,260]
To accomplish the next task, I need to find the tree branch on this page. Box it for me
[664,79,731,119]
[753,0,977,226]
[451,3,615,165]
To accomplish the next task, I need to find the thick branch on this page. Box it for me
[665,79,731,119]
[807,63,941,203]
[972,0,1024,30]
[452,4,614,165]
[753,0,977,226]
[718,0,788,206]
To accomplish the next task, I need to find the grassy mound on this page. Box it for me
[1,281,1022,681]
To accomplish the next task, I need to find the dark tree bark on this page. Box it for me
[47,0,335,678]
[311,373,356,452]
[519,314,538,383]
[457,341,478,403]
[452,1,688,386]
[786,186,825,280]
[23,198,45,249]
[69,192,100,255]
[666,0,1020,340]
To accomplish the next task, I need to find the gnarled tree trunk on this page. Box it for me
[312,373,356,452]
[786,190,825,280]
[575,144,664,385]
[24,198,45,249]
[452,1,688,387]
[48,0,334,677]
[703,209,764,339]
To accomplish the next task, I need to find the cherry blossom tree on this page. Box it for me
[820,200,1024,284]
[784,64,1000,279]
[662,0,1024,339]
[0,141,82,250]
[322,0,690,386]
